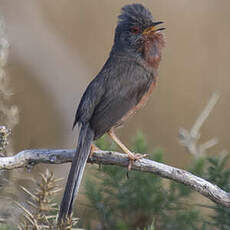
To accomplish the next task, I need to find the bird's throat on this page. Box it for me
[143,32,165,69]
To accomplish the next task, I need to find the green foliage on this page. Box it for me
[83,132,230,230]
[0,224,15,230]
[204,154,230,230]
[140,220,155,230]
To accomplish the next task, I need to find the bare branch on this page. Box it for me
[0,148,230,208]
[178,92,222,156]
[191,92,220,138]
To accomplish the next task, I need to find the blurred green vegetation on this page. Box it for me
[0,224,15,230]
[80,132,230,230]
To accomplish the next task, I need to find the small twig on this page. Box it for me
[199,138,218,154]
[0,126,11,153]
[191,92,220,138]
[0,149,230,208]
[178,92,221,156]
[0,218,6,224]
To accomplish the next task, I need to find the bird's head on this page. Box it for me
[114,4,165,60]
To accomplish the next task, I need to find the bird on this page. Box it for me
[58,3,165,223]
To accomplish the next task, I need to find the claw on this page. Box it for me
[127,153,148,171]
[128,159,134,171]
[88,144,100,163]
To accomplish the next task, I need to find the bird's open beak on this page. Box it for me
[142,21,165,35]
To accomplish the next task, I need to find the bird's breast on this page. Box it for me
[135,78,156,110]
[118,78,156,126]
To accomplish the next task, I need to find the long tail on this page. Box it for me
[58,123,94,222]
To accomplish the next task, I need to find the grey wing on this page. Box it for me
[90,64,152,139]
[73,75,105,128]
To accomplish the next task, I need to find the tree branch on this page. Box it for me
[0,148,230,208]
[178,92,222,156]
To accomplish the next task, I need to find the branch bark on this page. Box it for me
[0,148,230,208]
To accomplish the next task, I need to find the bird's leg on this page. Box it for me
[108,129,135,159]
[108,129,147,170]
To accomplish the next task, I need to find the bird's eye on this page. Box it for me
[130,26,140,34]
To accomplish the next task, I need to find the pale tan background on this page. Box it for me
[1,0,230,171]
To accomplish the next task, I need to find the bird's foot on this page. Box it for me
[127,152,148,171]
[107,129,148,170]
[88,144,99,162]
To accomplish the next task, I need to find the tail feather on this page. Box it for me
[58,123,94,222]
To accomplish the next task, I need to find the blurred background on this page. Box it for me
[1,0,230,164]
[0,0,230,229]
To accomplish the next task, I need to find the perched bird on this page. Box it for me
[58,3,165,223]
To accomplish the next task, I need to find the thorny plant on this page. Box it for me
[16,169,79,230]
[0,126,10,155]
[0,17,19,133]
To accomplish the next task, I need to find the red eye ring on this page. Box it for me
[130,26,140,34]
